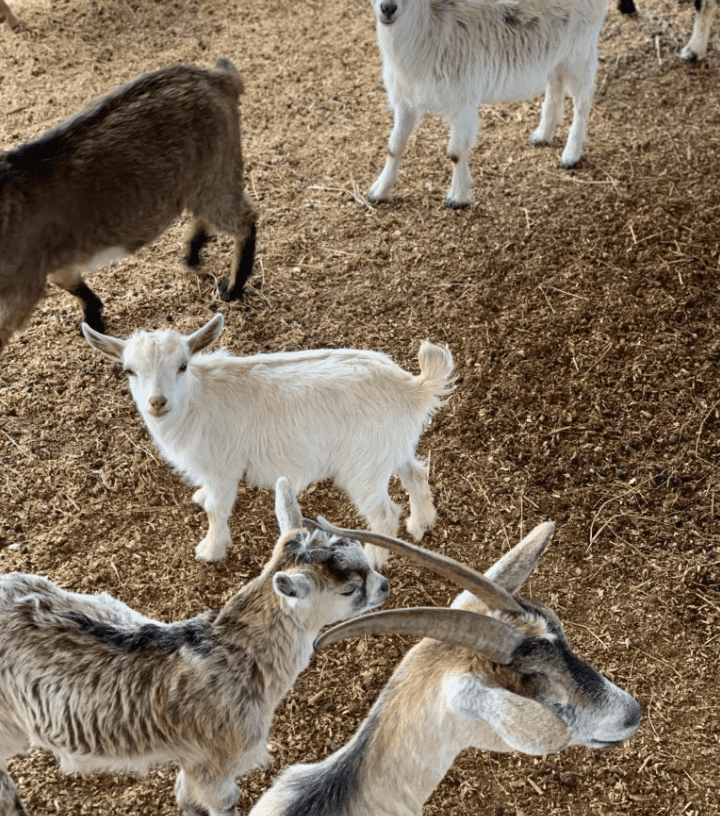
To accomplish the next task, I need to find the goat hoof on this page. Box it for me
[218,280,244,302]
[80,315,105,335]
[444,197,471,210]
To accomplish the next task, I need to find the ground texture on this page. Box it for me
[0,0,718,813]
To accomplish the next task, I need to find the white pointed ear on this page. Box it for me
[187,313,224,355]
[443,674,570,755]
[484,522,555,594]
[273,572,312,608]
[275,477,302,535]
[81,323,126,363]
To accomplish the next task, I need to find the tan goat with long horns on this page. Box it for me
[251,519,642,816]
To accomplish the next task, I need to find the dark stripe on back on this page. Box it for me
[62,611,214,655]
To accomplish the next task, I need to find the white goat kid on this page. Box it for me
[0,479,393,816]
[367,0,607,207]
[82,314,454,567]
[251,520,642,816]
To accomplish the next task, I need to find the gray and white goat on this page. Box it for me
[618,0,717,61]
[0,60,257,352]
[251,519,642,816]
[0,479,396,816]
[82,314,454,567]
[0,0,20,30]
[367,0,607,207]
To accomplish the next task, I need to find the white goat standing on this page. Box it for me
[251,519,642,816]
[82,314,454,567]
[0,479,397,816]
[367,0,607,207]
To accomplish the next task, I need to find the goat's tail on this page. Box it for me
[414,341,455,411]
[215,58,244,96]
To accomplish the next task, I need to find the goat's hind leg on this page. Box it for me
[680,0,717,60]
[48,265,105,333]
[530,68,566,149]
[397,458,436,541]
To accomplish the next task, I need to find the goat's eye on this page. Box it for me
[341,585,358,596]
[178,362,188,373]
[123,368,135,377]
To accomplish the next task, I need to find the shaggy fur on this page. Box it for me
[366,0,607,207]
[82,313,455,567]
[0,60,257,351]
[250,523,641,816]
[0,480,390,816]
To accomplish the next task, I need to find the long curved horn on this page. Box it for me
[314,607,526,665]
[303,517,524,615]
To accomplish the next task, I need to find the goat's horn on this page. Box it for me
[303,517,524,614]
[314,607,525,665]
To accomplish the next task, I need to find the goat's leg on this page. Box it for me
[175,767,239,816]
[343,474,402,569]
[0,0,22,30]
[445,107,480,208]
[368,103,422,203]
[48,266,105,333]
[0,766,27,816]
[397,458,436,541]
[558,50,598,168]
[195,478,238,562]
[530,69,566,148]
[198,180,258,301]
[681,0,717,60]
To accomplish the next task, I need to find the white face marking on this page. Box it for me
[122,332,190,420]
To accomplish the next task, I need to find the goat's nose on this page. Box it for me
[379,577,390,595]
[380,1,397,18]
[149,395,167,411]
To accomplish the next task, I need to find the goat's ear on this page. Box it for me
[443,674,571,754]
[484,522,555,594]
[81,323,125,362]
[187,313,224,355]
[273,572,312,606]
[275,477,302,535]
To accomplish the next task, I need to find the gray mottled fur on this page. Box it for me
[0,483,390,816]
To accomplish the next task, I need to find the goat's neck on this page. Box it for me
[214,574,314,703]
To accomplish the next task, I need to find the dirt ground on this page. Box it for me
[0,0,718,813]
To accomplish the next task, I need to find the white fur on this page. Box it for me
[680,0,717,60]
[82,314,454,567]
[251,523,641,816]
[367,0,607,207]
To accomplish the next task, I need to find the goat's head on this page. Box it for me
[311,520,641,755]
[266,478,391,632]
[82,314,224,421]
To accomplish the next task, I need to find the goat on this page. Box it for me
[0,60,257,353]
[618,0,717,61]
[82,313,454,567]
[0,0,21,30]
[250,518,642,816]
[0,478,398,816]
[366,0,607,208]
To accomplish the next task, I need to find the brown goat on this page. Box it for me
[0,59,257,352]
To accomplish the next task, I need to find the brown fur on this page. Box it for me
[0,60,257,352]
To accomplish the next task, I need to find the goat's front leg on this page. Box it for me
[680,0,717,60]
[0,766,27,816]
[445,108,480,208]
[175,767,239,816]
[368,102,422,202]
[194,477,238,562]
